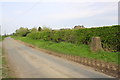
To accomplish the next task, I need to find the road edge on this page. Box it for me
[13,38,119,78]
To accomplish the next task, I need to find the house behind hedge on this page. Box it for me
[74,25,85,29]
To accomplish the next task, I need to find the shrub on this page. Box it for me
[14,27,29,37]
[26,25,120,52]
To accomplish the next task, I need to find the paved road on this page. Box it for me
[3,37,112,78]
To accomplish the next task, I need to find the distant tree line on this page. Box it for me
[13,26,51,37]
[13,25,85,37]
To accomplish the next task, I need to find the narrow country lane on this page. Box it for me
[3,37,112,78]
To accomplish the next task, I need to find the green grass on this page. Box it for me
[13,36,119,64]
[0,36,8,41]
[0,48,2,64]
[2,49,9,78]
[0,48,2,78]
[0,36,2,41]
[2,49,16,78]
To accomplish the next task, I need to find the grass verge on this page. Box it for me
[2,47,16,78]
[13,36,118,64]
[2,49,11,78]
[0,36,7,41]
[0,47,2,78]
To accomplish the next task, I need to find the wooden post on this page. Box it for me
[90,37,103,52]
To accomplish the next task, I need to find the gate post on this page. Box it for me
[90,37,103,52]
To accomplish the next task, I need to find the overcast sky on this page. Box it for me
[0,0,118,35]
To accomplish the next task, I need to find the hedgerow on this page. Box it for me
[27,25,120,52]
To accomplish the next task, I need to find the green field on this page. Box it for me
[13,37,118,64]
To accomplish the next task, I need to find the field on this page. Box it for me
[13,37,118,64]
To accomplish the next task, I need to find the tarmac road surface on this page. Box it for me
[3,37,112,78]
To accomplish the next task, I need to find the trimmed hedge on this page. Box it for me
[27,25,120,52]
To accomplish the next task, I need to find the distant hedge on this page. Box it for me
[27,25,120,52]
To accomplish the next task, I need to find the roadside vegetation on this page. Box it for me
[11,25,119,64]
[0,35,9,41]
[29,26,119,52]
[2,49,16,78]
[13,36,118,64]
[0,36,2,78]
[0,36,1,41]
[2,51,10,78]
[0,35,14,78]
[0,47,2,78]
